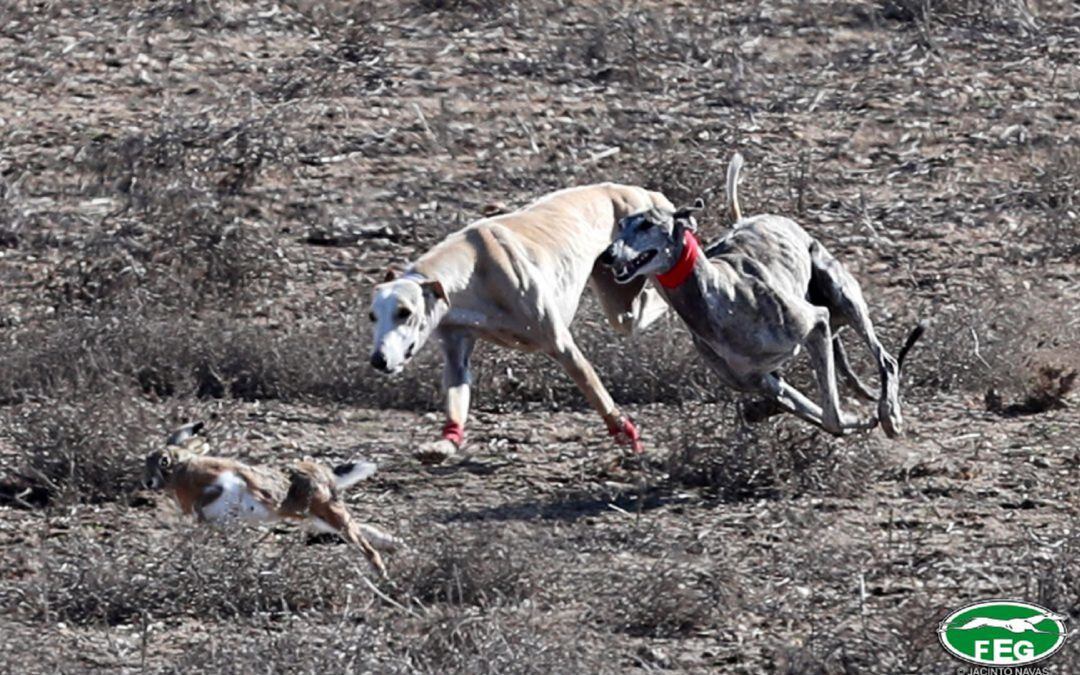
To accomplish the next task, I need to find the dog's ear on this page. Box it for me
[383,267,401,283]
[674,212,699,234]
[674,198,705,219]
[421,279,449,308]
[673,197,704,235]
[677,215,699,234]
[619,213,644,231]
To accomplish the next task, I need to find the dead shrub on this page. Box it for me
[878,0,1039,31]
[166,619,390,673]
[466,299,722,412]
[132,0,227,29]
[12,526,364,626]
[48,110,295,313]
[404,606,598,675]
[413,0,503,15]
[81,108,298,203]
[986,363,1076,416]
[1022,145,1080,261]
[909,278,1078,403]
[590,559,723,639]
[661,403,887,501]
[399,531,542,608]
[5,393,154,505]
[770,600,940,674]
[0,308,442,411]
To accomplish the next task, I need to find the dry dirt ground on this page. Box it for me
[0,1,1078,673]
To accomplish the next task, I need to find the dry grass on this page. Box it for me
[659,403,888,501]
[1,0,1078,672]
[4,393,153,505]
[398,532,543,608]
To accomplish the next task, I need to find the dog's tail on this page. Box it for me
[897,321,927,372]
[332,460,378,490]
[726,152,744,223]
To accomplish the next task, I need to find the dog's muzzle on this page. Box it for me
[613,250,657,282]
[599,244,617,266]
[370,352,390,372]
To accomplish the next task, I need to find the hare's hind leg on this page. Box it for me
[311,501,387,579]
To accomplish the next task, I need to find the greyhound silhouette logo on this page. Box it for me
[938,600,1068,665]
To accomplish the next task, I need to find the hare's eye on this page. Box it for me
[160,455,171,467]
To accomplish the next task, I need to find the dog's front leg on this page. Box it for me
[415,331,475,465]
[547,329,643,453]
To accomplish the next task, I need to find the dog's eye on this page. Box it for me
[368,311,376,323]
[396,307,412,320]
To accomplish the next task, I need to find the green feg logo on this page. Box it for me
[938,600,1068,666]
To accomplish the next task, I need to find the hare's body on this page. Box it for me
[144,423,398,577]
[198,469,278,522]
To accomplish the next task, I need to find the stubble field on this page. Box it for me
[0,1,1078,672]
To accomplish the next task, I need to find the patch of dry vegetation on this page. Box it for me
[1,0,1078,672]
[659,402,888,501]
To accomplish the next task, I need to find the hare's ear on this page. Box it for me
[166,421,204,447]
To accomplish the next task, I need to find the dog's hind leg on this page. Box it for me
[589,263,667,335]
[833,332,877,401]
[809,242,903,437]
[760,373,877,435]
[416,331,476,465]
[802,307,879,434]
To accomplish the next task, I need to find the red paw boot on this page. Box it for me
[442,420,464,448]
[607,415,644,454]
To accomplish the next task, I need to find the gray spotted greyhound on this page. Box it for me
[600,153,923,436]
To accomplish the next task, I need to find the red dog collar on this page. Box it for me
[656,230,700,289]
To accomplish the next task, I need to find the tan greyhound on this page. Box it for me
[368,183,674,463]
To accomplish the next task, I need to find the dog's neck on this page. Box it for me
[655,230,700,289]
[654,235,725,338]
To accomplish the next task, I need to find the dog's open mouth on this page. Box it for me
[614,249,657,282]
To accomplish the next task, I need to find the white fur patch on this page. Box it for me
[307,517,336,534]
[199,471,275,523]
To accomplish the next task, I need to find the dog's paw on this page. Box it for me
[743,398,782,423]
[414,439,458,465]
[841,413,879,434]
[607,415,644,454]
[878,399,902,438]
[609,416,639,453]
